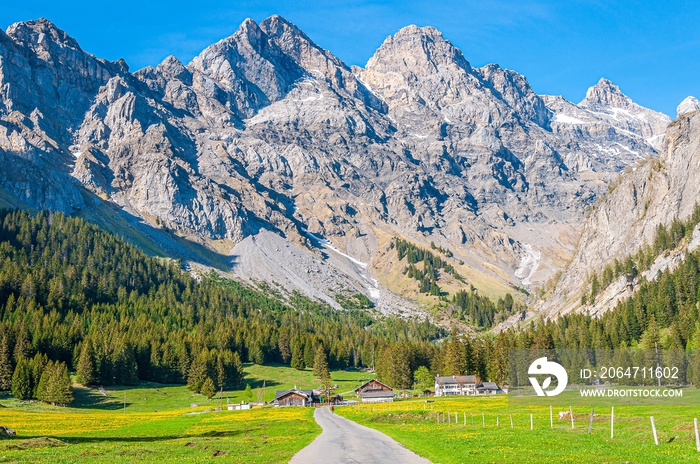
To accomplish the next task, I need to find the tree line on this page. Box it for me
[392,238,463,295]
[0,209,443,404]
[583,203,700,305]
[3,207,699,405]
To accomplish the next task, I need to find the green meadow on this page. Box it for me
[4,363,699,463]
[337,390,700,464]
[0,364,370,463]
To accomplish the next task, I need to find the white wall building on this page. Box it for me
[434,375,478,396]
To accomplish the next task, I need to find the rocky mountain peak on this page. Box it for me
[394,24,442,39]
[5,18,82,52]
[0,16,684,314]
[156,55,191,82]
[366,24,471,73]
[187,17,305,118]
[7,18,83,58]
[677,96,700,118]
[477,63,551,128]
[257,15,384,112]
[580,77,632,109]
[259,14,305,40]
[259,14,341,72]
[360,24,478,115]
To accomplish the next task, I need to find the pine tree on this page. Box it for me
[640,315,661,349]
[11,357,32,400]
[313,345,330,380]
[51,362,74,405]
[201,377,216,400]
[226,351,244,389]
[76,341,97,386]
[111,342,139,385]
[388,343,413,389]
[303,342,315,368]
[278,330,291,364]
[187,351,209,393]
[36,360,54,403]
[38,361,74,405]
[0,333,13,391]
[441,332,467,376]
[243,384,253,402]
[215,353,226,390]
[291,343,305,370]
[13,324,31,362]
[29,353,48,398]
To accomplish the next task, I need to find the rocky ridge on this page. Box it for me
[524,109,700,324]
[0,16,678,311]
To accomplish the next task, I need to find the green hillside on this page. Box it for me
[0,209,442,403]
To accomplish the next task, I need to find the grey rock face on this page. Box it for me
[0,17,675,309]
[531,111,700,321]
[542,78,671,173]
[677,96,700,118]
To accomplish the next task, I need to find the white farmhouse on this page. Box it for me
[434,375,478,396]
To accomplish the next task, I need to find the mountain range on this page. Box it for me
[0,15,693,320]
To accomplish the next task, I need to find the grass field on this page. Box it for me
[0,402,317,463]
[6,362,695,463]
[239,363,371,402]
[0,364,372,463]
[337,391,700,463]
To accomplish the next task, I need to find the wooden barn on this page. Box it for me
[355,379,394,403]
[273,388,319,407]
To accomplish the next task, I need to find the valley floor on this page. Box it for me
[337,393,700,464]
[0,364,372,463]
[4,368,700,463]
[0,401,318,463]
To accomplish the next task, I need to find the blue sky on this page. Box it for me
[1,1,698,116]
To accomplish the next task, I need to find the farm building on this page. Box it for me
[227,402,251,411]
[477,381,502,395]
[355,379,394,403]
[273,388,320,407]
[434,375,478,396]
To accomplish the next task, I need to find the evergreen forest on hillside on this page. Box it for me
[1,208,700,406]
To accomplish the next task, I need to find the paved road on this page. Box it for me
[289,407,431,464]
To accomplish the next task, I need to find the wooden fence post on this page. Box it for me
[455,412,458,424]
[530,413,533,430]
[570,406,575,429]
[464,412,466,426]
[694,418,700,452]
[550,405,553,429]
[510,414,514,429]
[448,411,451,424]
[482,412,485,427]
[650,416,658,446]
[588,409,594,434]
[610,407,614,439]
[497,417,500,428]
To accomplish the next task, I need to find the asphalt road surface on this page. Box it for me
[289,407,432,464]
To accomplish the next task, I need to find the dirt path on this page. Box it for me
[289,407,431,464]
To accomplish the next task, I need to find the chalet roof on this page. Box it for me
[274,389,315,400]
[358,391,395,398]
[355,379,393,393]
[478,381,499,390]
[435,375,477,385]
